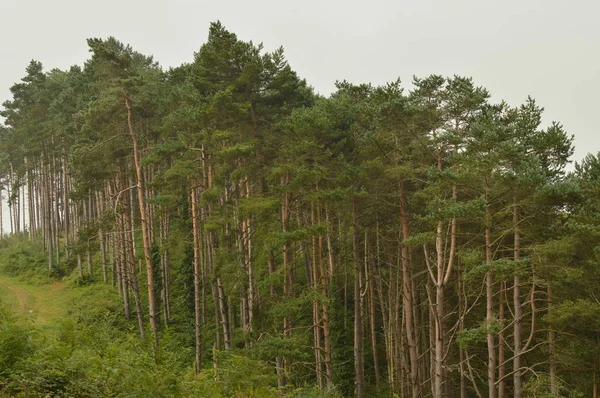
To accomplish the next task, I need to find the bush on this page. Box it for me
[0,235,56,284]
[0,301,34,379]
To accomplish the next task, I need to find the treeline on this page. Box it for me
[1,21,599,397]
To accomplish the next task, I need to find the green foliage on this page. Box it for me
[0,300,34,378]
[457,319,502,348]
[288,386,343,398]
[0,234,57,283]
[522,373,583,398]
[211,351,278,397]
[0,19,593,397]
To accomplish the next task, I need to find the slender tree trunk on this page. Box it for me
[63,156,70,260]
[459,259,468,398]
[498,282,506,398]
[280,174,293,388]
[318,207,333,388]
[365,233,381,391]
[160,214,171,325]
[594,363,598,398]
[243,179,255,332]
[97,191,108,283]
[513,202,522,398]
[217,276,231,349]
[399,181,420,398]
[117,213,131,319]
[123,205,145,339]
[201,149,222,354]
[0,186,3,238]
[352,198,365,398]
[311,204,324,389]
[486,197,496,398]
[77,254,83,278]
[125,93,159,347]
[191,184,203,373]
[548,283,558,396]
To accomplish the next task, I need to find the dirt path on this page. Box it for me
[0,275,66,325]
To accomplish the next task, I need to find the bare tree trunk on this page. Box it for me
[123,205,145,339]
[217,276,231,349]
[52,153,61,267]
[311,204,324,390]
[426,188,457,397]
[201,149,222,353]
[117,212,130,319]
[459,259,468,398]
[243,179,255,332]
[319,214,334,388]
[97,190,108,283]
[365,233,381,391]
[63,156,71,260]
[280,174,293,388]
[352,198,365,398]
[498,282,506,398]
[125,93,158,347]
[77,254,83,278]
[399,181,420,398]
[0,186,3,238]
[548,283,558,396]
[486,199,496,398]
[191,184,203,374]
[513,203,522,398]
[160,214,171,325]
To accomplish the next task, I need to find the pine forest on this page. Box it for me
[1,22,599,397]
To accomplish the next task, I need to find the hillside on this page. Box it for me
[0,275,66,326]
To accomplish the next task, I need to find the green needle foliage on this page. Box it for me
[0,21,596,398]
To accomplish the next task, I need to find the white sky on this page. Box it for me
[1,0,598,163]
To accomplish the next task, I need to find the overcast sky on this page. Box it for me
[1,0,598,163]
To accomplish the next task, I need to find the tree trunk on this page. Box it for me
[365,233,381,391]
[352,198,365,398]
[125,93,159,347]
[486,200,496,398]
[280,174,293,388]
[311,204,324,389]
[513,203,522,398]
[548,283,558,396]
[123,207,145,340]
[498,282,506,398]
[318,206,334,388]
[191,185,203,373]
[399,181,420,398]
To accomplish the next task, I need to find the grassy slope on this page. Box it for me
[0,274,66,326]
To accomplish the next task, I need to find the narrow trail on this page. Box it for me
[0,275,66,325]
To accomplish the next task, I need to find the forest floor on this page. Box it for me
[0,275,66,325]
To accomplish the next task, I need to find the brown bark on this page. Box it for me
[124,93,159,347]
[123,204,145,340]
[498,282,506,398]
[365,233,381,391]
[513,203,522,398]
[243,179,255,332]
[548,283,558,396]
[318,206,334,388]
[399,181,420,398]
[486,197,496,398]
[191,185,203,373]
[160,214,171,325]
[352,198,365,398]
[217,276,231,350]
[311,204,324,389]
[280,174,293,387]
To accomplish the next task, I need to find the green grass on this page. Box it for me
[0,274,67,326]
